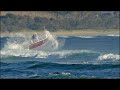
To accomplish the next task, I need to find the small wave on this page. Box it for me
[59,35,119,39]
[0,36,5,38]
[48,72,74,79]
[49,72,71,76]
[0,62,9,66]
[98,53,120,61]
[77,36,95,38]
[58,36,70,38]
[59,36,95,39]
[52,50,99,58]
[107,35,120,37]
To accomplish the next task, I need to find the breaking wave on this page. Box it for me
[1,43,119,64]
[0,49,98,59]
[0,31,64,58]
[59,36,95,38]
[98,53,120,61]
[75,36,95,38]
[107,35,120,37]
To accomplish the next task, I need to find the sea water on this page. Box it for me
[0,34,120,79]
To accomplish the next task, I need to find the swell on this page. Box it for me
[1,61,120,79]
[1,61,119,75]
[26,62,120,70]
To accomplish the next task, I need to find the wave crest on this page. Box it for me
[98,53,120,61]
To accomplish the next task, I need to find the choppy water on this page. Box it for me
[0,34,120,79]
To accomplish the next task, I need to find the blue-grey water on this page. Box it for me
[0,35,120,79]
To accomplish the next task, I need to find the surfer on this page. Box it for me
[31,33,39,43]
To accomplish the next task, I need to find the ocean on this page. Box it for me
[0,34,120,79]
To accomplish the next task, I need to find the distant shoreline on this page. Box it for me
[1,29,119,37]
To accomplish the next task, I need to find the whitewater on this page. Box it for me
[0,33,120,79]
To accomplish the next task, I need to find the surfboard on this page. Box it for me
[29,38,48,49]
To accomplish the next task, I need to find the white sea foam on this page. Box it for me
[49,72,71,76]
[0,35,5,38]
[77,36,95,38]
[98,53,120,61]
[107,35,120,37]
[59,36,69,38]
[0,49,48,59]
[59,36,95,38]
[61,72,71,75]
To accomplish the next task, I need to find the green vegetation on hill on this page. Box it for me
[0,11,119,32]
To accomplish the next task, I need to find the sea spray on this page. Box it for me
[0,31,62,59]
[43,30,59,50]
